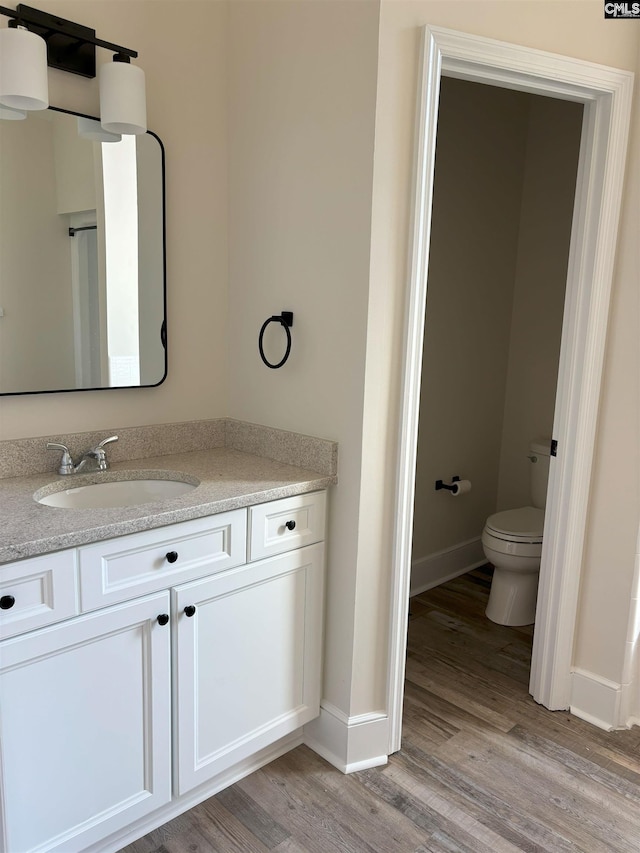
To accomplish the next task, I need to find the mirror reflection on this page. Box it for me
[0,107,166,395]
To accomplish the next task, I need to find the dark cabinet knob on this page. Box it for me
[166,551,179,564]
[0,595,16,610]
[184,605,196,618]
[285,520,296,531]
[157,613,170,625]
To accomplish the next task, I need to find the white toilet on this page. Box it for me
[482,439,551,626]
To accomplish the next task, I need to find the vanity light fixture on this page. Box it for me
[99,53,146,135]
[0,101,26,119]
[0,23,48,110]
[0,4,146,133]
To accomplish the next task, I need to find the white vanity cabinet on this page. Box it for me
[0,490,326,853]
[0,592,172,853]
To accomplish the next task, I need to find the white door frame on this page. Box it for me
[387,26,634,753]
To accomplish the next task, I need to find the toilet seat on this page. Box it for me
[482,528,542,559]
[484,506,544,544]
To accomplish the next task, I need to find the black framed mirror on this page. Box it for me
[0,105,166,395]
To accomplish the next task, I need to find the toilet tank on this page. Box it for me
[529,439,551,509]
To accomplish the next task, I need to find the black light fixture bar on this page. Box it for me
[0,4,137,78]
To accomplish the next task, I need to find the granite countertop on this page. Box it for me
[0,448,336,564]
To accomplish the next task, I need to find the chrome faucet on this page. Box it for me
[47,436,119,475]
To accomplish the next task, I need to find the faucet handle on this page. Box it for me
[47,442,75,475]
[91,435,118,470]
[47,442,69,452]
[96,435,118,449]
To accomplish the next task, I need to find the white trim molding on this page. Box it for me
[620,679,640,729]
[570,669,622,731]
[620,530,640,727]
[303,702,388,774]
[388,26,634,754]
[410,537,485,597]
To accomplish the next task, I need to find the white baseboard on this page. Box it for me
[620,669,640,730]
[410,537,486,597]
[303,702,388,774]
[570,668,622,731]
[620,550,640,727]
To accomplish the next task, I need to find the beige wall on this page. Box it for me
[497,95,583,510]
[226,0,380,713]
[367,1,640,710]
[412,78,529,561]
[0,0,229,437]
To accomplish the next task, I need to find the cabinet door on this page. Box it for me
[173,543,324,795]
[0,593,171,853]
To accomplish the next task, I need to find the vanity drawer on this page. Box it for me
[0,551,78,639]
[78,510,247,611]
[249,491,326,561]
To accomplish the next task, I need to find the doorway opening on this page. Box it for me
[387,27,634,753]
[409,76,583,674]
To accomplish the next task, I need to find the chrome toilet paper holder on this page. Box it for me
[435,476,460,492]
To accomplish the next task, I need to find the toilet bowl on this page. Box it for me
[482,506,544,626]
[482,440,551,626]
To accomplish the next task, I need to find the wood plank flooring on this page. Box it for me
[121,567,640,853]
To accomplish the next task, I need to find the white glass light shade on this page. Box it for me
[0,27,49,111]
[0,103,26,120]
[77,116,121,143]
[99,61,146,135]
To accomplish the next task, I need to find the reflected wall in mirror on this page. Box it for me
[0,106,166,395]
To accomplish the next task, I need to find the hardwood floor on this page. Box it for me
[122,567,640,852]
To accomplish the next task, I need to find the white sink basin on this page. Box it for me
[36,476,199,509]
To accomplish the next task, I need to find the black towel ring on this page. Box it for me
[258,311,294,369]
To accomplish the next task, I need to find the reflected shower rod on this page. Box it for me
[68,225,97,237]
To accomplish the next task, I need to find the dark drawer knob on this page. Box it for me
[0,595,16,610]
[184,605,196,618]
[157,613,170,626]
[285,520,296,531]
[166,551,179,564]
